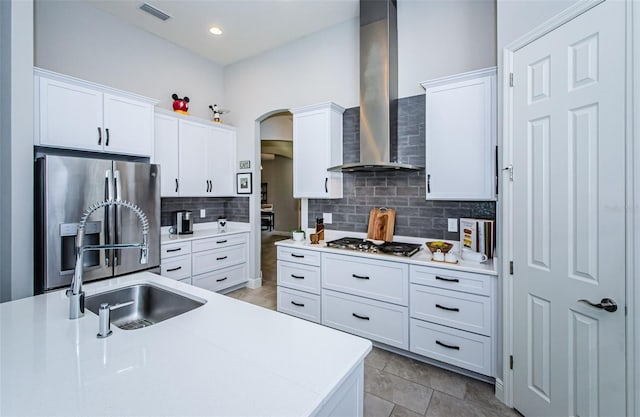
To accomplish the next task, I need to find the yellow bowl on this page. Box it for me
[426,241,453,254]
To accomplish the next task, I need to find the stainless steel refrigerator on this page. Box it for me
[35,155,160,293]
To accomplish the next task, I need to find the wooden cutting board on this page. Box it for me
[367,208,396,242]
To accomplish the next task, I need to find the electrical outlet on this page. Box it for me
[323,213,333,224]
[200,209,206,218]
[448,218,458,233]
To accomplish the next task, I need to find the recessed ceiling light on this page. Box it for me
[209,26,223,35]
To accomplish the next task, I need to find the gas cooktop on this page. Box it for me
[325,237,422,257]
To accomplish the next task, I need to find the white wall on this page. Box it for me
[0,0,34,301]
[398,0,496,97]
[34,0,225,120]
[260,113,292,141]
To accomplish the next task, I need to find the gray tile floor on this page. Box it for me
[227,233,520,417]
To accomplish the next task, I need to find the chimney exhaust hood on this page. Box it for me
[328,0,423,172]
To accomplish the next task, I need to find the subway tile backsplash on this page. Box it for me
[308,94,496,240]
[161,197,249,227]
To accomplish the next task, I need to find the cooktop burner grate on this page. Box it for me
[325,237,421,257]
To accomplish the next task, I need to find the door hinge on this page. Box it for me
[509,261,514,275]
[510,355,514,370]
[509,73,514,87]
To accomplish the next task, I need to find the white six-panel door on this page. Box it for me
[512,1,626,416]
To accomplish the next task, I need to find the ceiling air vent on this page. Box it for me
[139,2,171,21]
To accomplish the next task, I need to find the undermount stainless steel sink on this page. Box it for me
[85,284,205,330]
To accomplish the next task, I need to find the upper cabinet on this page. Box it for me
[291,102,345,199]
[154,111,237,198]
[421,67,497,201]
[34,68,157,157]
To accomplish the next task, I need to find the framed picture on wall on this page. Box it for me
[237,173,253,194]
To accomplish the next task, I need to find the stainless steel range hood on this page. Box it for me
[328,0,423,172]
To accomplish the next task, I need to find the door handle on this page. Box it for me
[105,128,110,146]
[578,298,618,312]
[98,127,102,145]
[325,177,328,193]
[175,178,179,193]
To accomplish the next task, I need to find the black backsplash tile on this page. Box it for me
[161,197,249,226]
[308,94,496,240]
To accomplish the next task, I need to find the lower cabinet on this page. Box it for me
[322,290,409,350]
[275,244,497,378]
[160,232,248,293]
[276,246,321,323]
[277,286,321,323]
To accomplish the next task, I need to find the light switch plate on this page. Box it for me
[448,218,458,232]
[200,209,206,218]
[323,213,333,224]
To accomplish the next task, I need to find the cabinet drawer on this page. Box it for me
[410,285,491,336]
[277,246,321,266]
[192,263,247,293]
[161,241,191,260]
[277,286,321,323]
[322,290,408,350]
[192,233,246,252]
[322,253,408,306]
[410,319,492,376]
[192,244,246,275]
[277,261,321,295]
[410,265,492,296]
[160,254,191,281]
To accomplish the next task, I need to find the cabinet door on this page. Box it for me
[424,70,496,201]
[154,114,180,197]
[293,110,331,198]
[208,127,236,196]
[103,93,154,156]
[38,77,103,151]
[178,120,210,196]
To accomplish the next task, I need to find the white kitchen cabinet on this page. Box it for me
[35,68,156,157]
[160,232,249,293]
[276,246,322,323]
[179,119,211,196]
[291,102,344,199]
[409,264,496,376]
[154,114,180,196]
[154,112,237,197]
[421,67,497,201]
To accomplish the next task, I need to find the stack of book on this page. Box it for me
[460,218,496,259]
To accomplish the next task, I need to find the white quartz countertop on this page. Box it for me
[161,222,250,244]
[0,273,371,416]
[275,239,498,276]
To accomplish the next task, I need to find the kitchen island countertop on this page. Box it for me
[0,272,371,416]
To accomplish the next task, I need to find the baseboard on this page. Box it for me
[494,378,505,404]
[246,276,262,289]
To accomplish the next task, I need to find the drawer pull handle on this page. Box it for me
[352,313,370,320]
[435,304,460,312]
[216,240,228,244]
[166,266,182,272]
[291,254,304,258]
[166,248,182,253]
[216,256,228,261]
[435,276,459,283]
[291,301,305,307]
[436,340,460,350]
[216,277,228,282]
[352,274,370,280]
[291,274,305,279]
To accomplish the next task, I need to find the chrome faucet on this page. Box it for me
[68,199,149,320]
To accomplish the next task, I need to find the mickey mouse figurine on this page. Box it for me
[172,93,190,115]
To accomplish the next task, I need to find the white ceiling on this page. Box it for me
[87,0,359,66]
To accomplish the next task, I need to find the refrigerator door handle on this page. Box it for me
[104,169,115,267]
[114,169,122,266]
